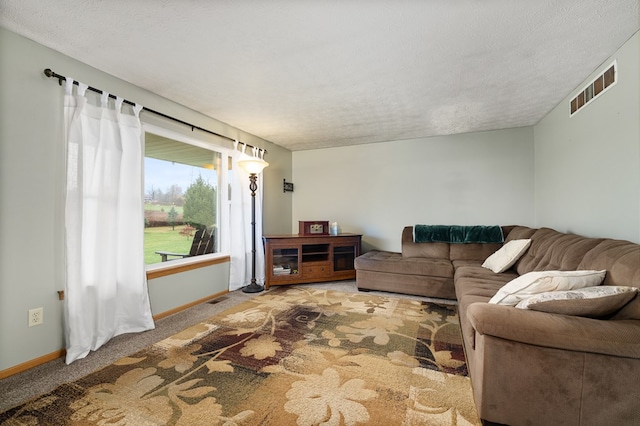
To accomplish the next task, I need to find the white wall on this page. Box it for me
[534,32,640,243]
[0,28,291,373]
[293,127,535,252]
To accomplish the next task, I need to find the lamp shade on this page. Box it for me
[238,157,269,174]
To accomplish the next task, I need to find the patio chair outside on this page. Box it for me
[155,227,215,262]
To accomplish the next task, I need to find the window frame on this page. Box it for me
[142,123,232,275]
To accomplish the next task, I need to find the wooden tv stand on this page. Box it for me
[263,234,362,289]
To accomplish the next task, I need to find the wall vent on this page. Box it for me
[570,61,616,116]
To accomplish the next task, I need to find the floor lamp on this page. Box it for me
[238,157,269,293]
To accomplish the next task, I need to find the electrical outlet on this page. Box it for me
[28,307,43,327]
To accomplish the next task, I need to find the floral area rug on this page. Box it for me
[0,287,480,425]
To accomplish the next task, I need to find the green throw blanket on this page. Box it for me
[414,225,504,244]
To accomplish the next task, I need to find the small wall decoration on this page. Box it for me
[283,179,294,193]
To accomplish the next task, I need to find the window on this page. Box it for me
[143,129,229,265]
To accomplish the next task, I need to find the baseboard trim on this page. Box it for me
[0,349,66,380]
[152,289,229,321]
[0,290,230,379]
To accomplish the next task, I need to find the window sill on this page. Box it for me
[146,253,230,280]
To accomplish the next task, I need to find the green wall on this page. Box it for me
[293,127,536,253]
[0,28,292,373]
[534,32,639,243]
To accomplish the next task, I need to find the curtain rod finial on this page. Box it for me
[44,68,63,85]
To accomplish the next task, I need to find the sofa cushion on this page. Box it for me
[612,294,640,320]
[578,239,640,286]
[354,250,453,277]
[454,263,518,283]
[482,239,532,273]
[515,286,638,318]
[401,226,450,259]
[488,270,607,306]
[514,228,603,275]
[503,225,536,243]
[454,225,530,264]
[356,269,455,299]
[450,242,503,261]
[456,278,510,300]
[455,271,513,349]
[402,242,450,259]
[454,265,517,302]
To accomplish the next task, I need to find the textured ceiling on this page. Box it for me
[1,1,638,151]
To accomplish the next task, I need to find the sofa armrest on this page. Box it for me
[467,302,640,358]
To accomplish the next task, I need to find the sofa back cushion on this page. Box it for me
[578,239,640,287]
[402,226,449,258]
[402,225,514,261]
[503,225,537,243]
[450,242,503,261]
[598,241,640,320]
[514,228,603,275]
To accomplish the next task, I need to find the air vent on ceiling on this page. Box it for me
[570,61,616,116]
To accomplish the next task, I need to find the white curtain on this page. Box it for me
[229,149,266,291]
[63,79,155,364]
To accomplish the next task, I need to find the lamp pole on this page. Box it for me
[242,173,262,293]
[237,157,268,293]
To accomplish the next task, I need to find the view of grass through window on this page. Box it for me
[144,133,220,265]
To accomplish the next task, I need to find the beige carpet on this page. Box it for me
[0,284,480,425]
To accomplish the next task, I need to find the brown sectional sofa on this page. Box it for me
[354,225,640,425]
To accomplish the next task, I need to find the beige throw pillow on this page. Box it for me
[482,239,531,273]
[515,286,638,318]
[488,270,607,306]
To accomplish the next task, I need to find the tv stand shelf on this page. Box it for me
[263,234,362,289]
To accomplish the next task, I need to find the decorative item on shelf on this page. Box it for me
[329,222,339,236]
[283,179,294,193]
[273,265,292,276]
[238,156,269,293]
[299,220,329,236]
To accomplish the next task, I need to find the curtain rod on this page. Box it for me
[43,68,267,155]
